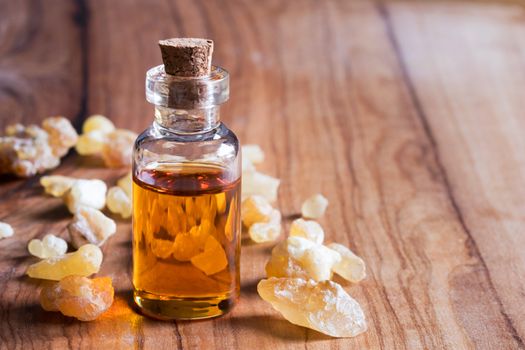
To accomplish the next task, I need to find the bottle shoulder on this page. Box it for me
[133,122,240,174]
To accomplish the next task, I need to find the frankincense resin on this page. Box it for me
[132,163,241,319]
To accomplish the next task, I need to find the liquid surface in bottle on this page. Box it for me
[132,162,241,320]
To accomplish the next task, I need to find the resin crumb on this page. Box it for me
[289,218,325,244]
[249,209,282,243]
[241,144,265,164]
[301,194,329,219]
[101,129,137,168]
[64,179,107,214]
[68,207,116,248]
[190,235,228,275]
[0,222,14,239]
[40,175,76,197]
[241,195,273,227]
[327,243,366,283]
[106,186,131,218]
[265,236,340,281]
[28,234,68,258]
[242,171,280,202]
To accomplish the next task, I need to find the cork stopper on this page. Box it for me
[159,38,214,77]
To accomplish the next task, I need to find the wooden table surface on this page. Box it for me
[1,0,525,349]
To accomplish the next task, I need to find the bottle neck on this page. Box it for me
[154,105,220,134]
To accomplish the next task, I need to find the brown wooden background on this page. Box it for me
[1,0,525,349]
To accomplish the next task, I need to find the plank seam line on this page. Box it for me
[376,2,524,347]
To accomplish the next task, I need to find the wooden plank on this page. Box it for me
[0,0,523,349]
[385,1,525,348]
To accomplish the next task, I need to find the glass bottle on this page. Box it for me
[132,63,241,320]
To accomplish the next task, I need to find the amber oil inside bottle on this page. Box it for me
[132,162,241,320]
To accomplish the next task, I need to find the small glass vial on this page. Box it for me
[132,39,241,320]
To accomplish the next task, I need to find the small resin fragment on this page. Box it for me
[68,207,116,248]
[40,175,76,197]
[190,235,228,275]
[40,275,114,321]
[82,115,115,134]
[301,194,329,219]
[242,170,280,202]
[116,171,132,197]
[28,234,68,258]
[0,222,14,239]
[257,277,367,338]
[26,244,103,280]
[249,209,282,243]
[289,218,324,244]
[172,232,201,261]
[75,131,107,155]
[242,157,255,173]
[150,238,175,259]
[101,129,137,168]
[63,179,107,214]
[0,124,59,177]
[327,243,366,283]
[41,116,79,157]
[266,236,340,281]
[106,186,131,218]
[241,144,265,164]
[241,195,273,227]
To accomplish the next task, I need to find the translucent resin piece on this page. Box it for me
[40,175,76,197]
[28,234,68,258]
[68,207,117,248]
[257,277,367,338]
[190,235,228,275]
[301,194,329,219]
[106,186,131,218]
[241,144,265,164]
[64,179,107,214]
[327,243,366,283]
[242,171,280,202]
[26,244,103,280]
[0,222,14,239]
[266,236,340,281]
[249,209,281,243]
[40,275,114,321]
[289,218,324,244]
[241,195,273,227]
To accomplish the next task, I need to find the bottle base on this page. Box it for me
[133,290,237,320]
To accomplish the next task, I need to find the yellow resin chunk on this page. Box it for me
[26,244,103,281]
[28,234,68,258]
[190,235,228,275]
[241,195,273,227]
[289,218,324,244]
[40,275,114,321]
[64,179,107,214]
[327,243,366,283]
[106,186,132,218]
[82,115,115,134]
[117,171,132,197]
[40,175,76,197]
[242,171,280,202]
[249,209,282,243]
[68,207,117,248]
[75,131,107,155]
[257,277,367,338]
[266,236,340,281]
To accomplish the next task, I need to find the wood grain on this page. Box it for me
[0,0,524,349]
